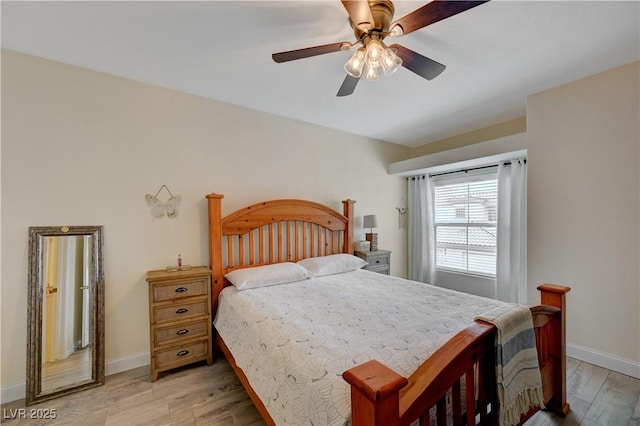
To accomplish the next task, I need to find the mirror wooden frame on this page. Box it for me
[26,225,105,405]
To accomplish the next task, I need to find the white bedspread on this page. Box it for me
[214,269,504,425]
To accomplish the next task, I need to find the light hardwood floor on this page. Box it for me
[2,357,638,425]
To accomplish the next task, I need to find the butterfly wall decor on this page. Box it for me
[145,185,181,219]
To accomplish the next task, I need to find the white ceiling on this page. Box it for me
[2,1,639,147]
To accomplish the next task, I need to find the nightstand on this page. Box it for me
[354,250,391,275]
[146,266,213,381]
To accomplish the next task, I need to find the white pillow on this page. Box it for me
[297,254,367,277]
[224,262,312,290]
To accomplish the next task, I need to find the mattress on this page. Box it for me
[214,269,504,425]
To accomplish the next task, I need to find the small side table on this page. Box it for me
[354,250,391,275]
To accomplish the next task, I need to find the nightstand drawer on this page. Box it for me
[151,279,208,303]
[154,340,209,370]
[154,319,209,347]
[153,299,208,324]
[367,255,389,266]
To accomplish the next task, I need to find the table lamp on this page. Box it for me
[363,214,378,251]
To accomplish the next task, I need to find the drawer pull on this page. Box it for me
[175,308,189,314]
[176,329,189,335]
[175,287,188,293]
[176,350,189,357]
[376,259,381,263]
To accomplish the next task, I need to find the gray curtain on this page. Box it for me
[408,175,435,283]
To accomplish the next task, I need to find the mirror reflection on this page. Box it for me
[27,226,104,405]
[41,235,93,391]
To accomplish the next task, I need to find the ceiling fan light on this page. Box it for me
[382,47,402,75]
[362,61,383,81]
[365,39,385,64]
[344,47,366,78]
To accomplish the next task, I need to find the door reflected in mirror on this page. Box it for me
[27,226,104,405]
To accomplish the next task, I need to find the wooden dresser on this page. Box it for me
[146,266,213,381]
[354,250,391,275]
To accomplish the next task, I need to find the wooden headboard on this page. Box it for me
[206,193,355,312]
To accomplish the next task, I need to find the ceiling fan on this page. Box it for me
[272,0,489,96]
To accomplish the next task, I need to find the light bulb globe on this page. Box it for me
[362,61,383,81]
[382,47,402,75]
[365,39,384,63]
[344,48,366,78]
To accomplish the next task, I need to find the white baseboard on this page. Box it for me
[105,351,149,376]
[568,343,640,379]
[1,352,150,404]
[1,382,26,405]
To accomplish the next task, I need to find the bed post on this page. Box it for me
[342,359,408,426]
[207,193,224,323]
[537,283,571,417]
[342,199,355,254]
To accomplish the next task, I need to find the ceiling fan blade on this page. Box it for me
[337,74,360,97]
[341,0,374,31]
[272,42,350,63]
[390,44,446,81]
[390,1,489,36]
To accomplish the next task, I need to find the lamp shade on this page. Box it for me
[344,47,366,78]
[363,215,378,229]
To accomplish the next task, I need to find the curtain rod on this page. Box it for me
[430,163,498,178]
[407,158,526,180]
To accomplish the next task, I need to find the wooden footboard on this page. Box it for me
[343,284,570,426]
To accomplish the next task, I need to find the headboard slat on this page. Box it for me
[295,222,300,261]
[249,231,255,265]
[259,226,265,264]
[227,235,234,266]
[303,223,309,259]
[325,228,330,255]
[268,224,274,264]
[287,221,293,261]
[277,223,284,262]
[239,234,245,266]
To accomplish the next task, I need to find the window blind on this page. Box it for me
[433,175,498,276]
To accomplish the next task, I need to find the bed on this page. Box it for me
[206,193,570,426]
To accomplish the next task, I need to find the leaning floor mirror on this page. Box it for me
[26,226,105,405]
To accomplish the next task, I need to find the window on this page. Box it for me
[433,173,498,276]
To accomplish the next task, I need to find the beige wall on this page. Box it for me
[527,61,639,368]
[0,50,409,397]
